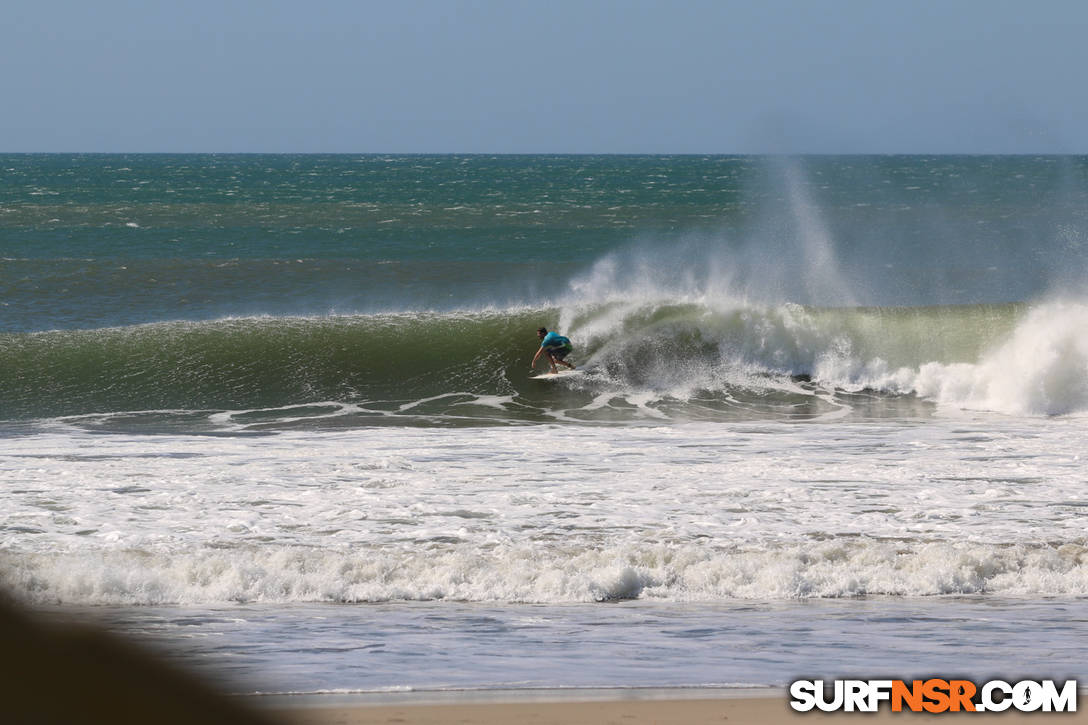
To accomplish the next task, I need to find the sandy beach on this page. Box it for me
[273,693,1088,725]
[278,696,780,725]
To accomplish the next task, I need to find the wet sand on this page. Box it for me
[273,690,1088,725]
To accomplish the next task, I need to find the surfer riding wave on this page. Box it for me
[531,327,576,375]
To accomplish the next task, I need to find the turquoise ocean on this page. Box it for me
[3,155,1088,695]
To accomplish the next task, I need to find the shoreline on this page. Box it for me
[252,686,781,708]
[261,688,1088,725]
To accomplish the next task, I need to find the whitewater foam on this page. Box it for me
[814,299,1088,416]
[3,417,1086,605]
[919,300,1088,415]
[7,540,1088,606]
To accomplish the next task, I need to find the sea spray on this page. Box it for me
[779,159,857,307]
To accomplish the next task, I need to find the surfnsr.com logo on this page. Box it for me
[789,679,1078,713]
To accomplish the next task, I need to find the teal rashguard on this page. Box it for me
[540,332,572,359]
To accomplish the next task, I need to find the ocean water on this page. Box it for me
[2,154,1088,695]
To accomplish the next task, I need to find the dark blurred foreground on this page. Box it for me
[0,593,281,725]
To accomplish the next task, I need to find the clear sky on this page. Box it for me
[4,0,1086,153]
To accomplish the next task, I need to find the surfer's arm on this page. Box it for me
[531,346,544,369]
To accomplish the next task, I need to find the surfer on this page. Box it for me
[531,327,576,374]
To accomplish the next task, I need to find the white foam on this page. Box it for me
[832,300,1088,416]
[3,418,1086,605]
[923,300,1088,415]
[5,540,1088,606]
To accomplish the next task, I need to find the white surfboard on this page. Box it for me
[531,369,584,380]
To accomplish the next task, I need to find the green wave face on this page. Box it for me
[0,301,1027,427]
[0,312,534,418]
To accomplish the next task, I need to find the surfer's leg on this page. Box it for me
[552,347,575,370]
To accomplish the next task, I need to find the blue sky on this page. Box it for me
[4,0,1086,153]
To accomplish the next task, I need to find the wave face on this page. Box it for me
[1,312,537,425]
[4,297,1086,427]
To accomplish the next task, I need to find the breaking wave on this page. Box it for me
[2,296,1085,425]
[6,540,1088,605]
